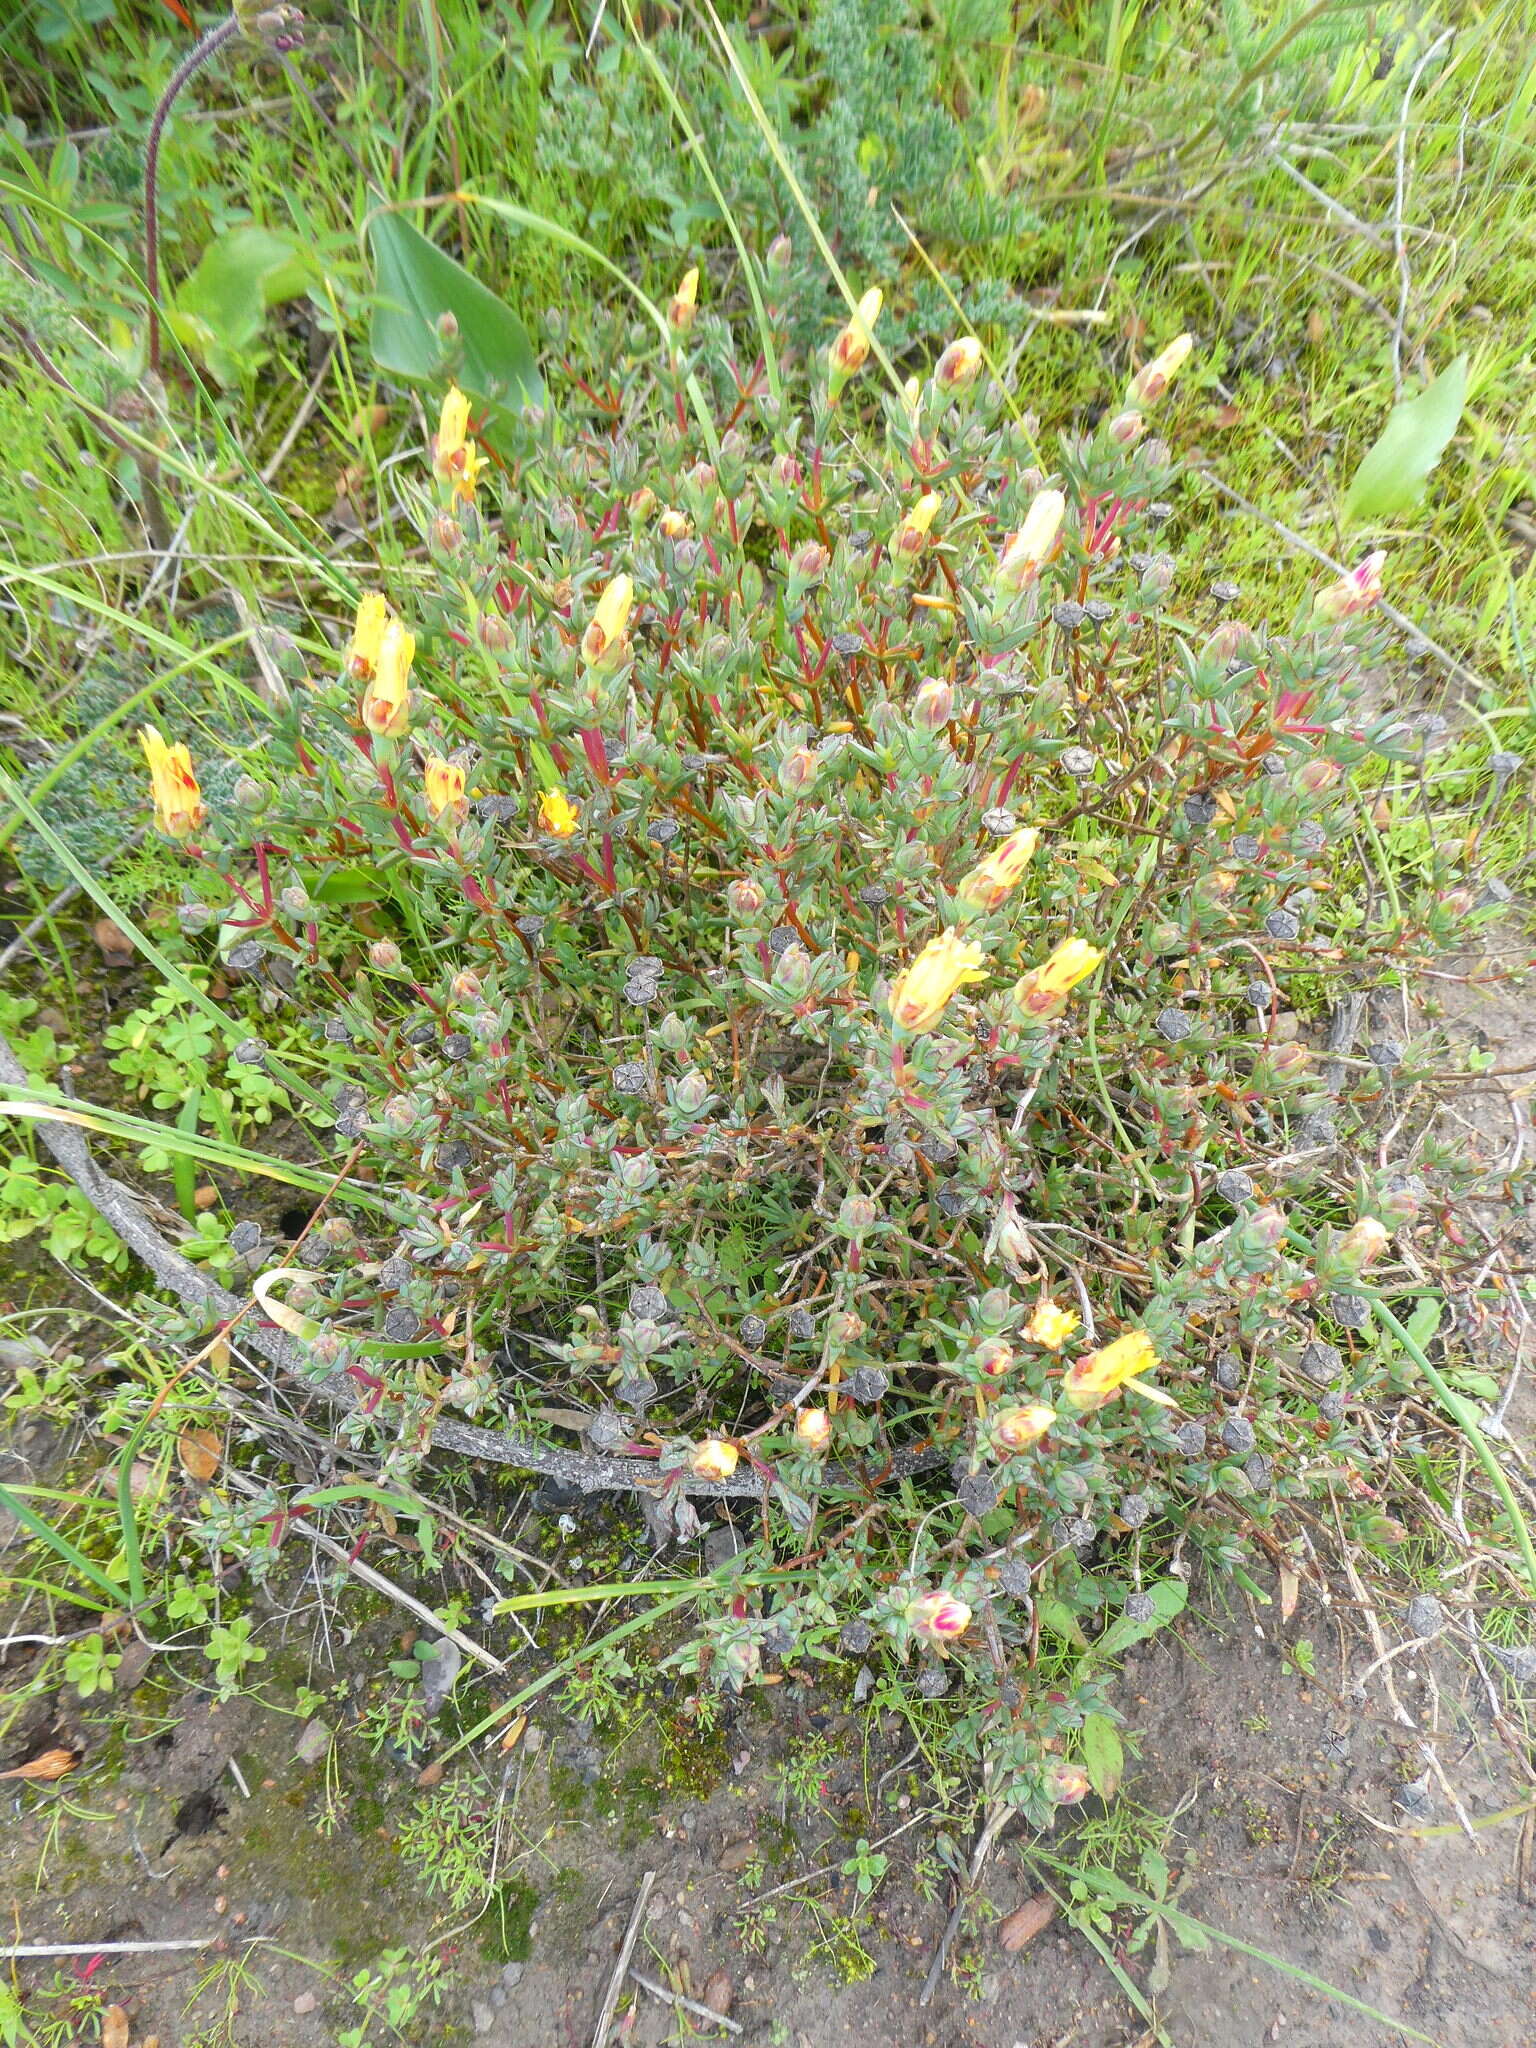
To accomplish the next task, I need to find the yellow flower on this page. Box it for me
[795,1407,831,1451]
[830,286,883,386]
[360,618,413,738]
[1126,332,1193,408]
[433,384,485,502]
[668,265,700,334]
[1012,936,1104,1020]
[580,572,634,667]
[690,1437,739,1482]
[346,591,392,679]
[887,929,988,1034]
[996,488,1066,592]
[1061,1329,1160,1410]
[658,507,691,540]
[892,490,942,563]
[423,755,467,826]
[907,1590,971,1644]
[954,827,1039,913]
[1023,1299,1079,1351]
[538,787,580,837]
[138,724,207,840]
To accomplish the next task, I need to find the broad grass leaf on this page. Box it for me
[367,211,543,418]
[1342,355,1468,523]
[1081,1712,1125,1798]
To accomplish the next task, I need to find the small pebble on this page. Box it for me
[1406,1594,1446,1639]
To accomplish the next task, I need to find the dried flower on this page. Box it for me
[1314,549,1386,623]
[138,725,207,840]
[1047,1763,1091,1805]
[1127,332,1194,407]
[423,755,467,826]
[1023,1299,1079,1350]
[538,787,580,837]
[689,1437,739,1482]
[360,619,414,738]
[907,1590,971,1645]
[346,591,392,679]
[1061,1329,1161,1410]
[581,573,634,666]
[954,827,1040,913]
[997,488,1067,591]
[888,929,988,1033]
[1012,937,1105,1019]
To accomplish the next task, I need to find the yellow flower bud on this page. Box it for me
[668,265,700,334]
[892,491,942,563]
[935,335,983,390]
[658,507,692,540]
[1126,332,1193,408]
[690,1437,739,1482]
[830,287,883,387]
[887,929,988,1034]
[907,1590,971,1644]
[993,1402,1056,1451]
[138,724,207,840]
[581,572,634,667]
[954,827,1039,913]
[423,755,467,825]
[360,619,414,739]
[996,488,1066,591]
[1012,937,1104,1020]
[795,1407,831,1452]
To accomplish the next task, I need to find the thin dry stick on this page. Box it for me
[629,1969,742,2034]
[0,1937,256,1960]
[919,1799,1012,2004]
[590,1870,655,2048]
[220,1467,504,1675]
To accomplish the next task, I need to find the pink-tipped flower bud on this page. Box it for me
[795,1406,831,1451]
[430,512,464,556]
[773,452,803,489]
[1336,1216,1390,1269]
[672,1069,711,1114]
[1106,409,1145,446]
[830,1309,866,1346]
[1247,1204,1289,1248]
[451,970,483,1001]
[790,540,829,583]
[912,676,955,730]
[1047,1762,1092,1806]
[839,1192,879,1235]
[1295,757,1342,794]
[479,614,513,654]
[907,1590,971,1645]
[779,745,820,792]
[766,234,793,276]
[1314,549,1386,623]
[727,878,767,918]
[369,939,402,970]
[1203,620,1257,664]
[974,1337,1015,1380]
[774,943,814,996]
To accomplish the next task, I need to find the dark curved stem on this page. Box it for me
[144,15,241,380]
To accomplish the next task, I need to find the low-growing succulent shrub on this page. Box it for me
[136,268,1508,1823]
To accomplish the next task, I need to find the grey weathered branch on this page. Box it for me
[0,1033,941,1502]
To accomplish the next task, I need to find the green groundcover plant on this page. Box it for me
[125,262,1512,1823]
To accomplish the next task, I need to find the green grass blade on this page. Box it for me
[0,1478,125,1606]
